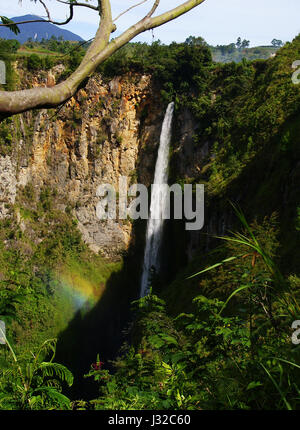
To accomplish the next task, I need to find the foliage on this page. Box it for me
[87,212,300,410]
[0,17,20,35]
[0,28,300,411]
[185,34,300,196]
[27,54,44,71]
[0,39,20,54]
[0,337,73,410]
[0,181,121,358]
[0,118,13,155]
[97,40,212,102]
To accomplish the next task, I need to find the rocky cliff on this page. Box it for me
[0,63,165,259]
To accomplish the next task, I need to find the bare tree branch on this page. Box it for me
[38,0,51,21]
[0,0,207,117]
[145,0,160,18]
[56,0,100,12]
[144,0,206,31]
[0,18,49,27]
[0,2,75,27]
[1,0,101,28]
[81,0,113,65]
[113,0,149,22]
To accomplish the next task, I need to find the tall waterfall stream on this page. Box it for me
[140,102,175,297]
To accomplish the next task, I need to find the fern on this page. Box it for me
[0,337,73,410]
[36,362,74,387]
[30,387,71,410]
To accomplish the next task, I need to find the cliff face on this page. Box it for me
[0,65,164,259]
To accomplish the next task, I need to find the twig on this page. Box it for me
[56,0,100,11]
[114,0,149,22]
[39,0,51,21]
[146,0,160,18]
[0,2,75,27]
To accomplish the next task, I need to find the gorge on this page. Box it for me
[0,35,300,409]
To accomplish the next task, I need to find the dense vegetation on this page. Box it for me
[0,33,300,409]
[0,35,279,82]
[0,182,122,408]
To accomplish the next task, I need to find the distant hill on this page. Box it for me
[0,15,84,43]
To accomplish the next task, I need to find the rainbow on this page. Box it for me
[54,266,106,311]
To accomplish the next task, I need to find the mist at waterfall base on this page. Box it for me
[140,102,175,298]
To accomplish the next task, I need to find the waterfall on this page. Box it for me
[140,102,175,298]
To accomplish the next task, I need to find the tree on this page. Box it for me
[236,37,242,50]
[241,39,250,49]
[184,35,208,46]
[0,0,207,118]
[0,39,21,53]
[271,38,283,47]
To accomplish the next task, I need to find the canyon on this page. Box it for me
[0,38,300,405]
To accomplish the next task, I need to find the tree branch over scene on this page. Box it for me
[0,0,206,117]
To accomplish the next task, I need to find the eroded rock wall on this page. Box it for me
[0,66,164,258]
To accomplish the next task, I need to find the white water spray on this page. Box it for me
[140,102,174,297]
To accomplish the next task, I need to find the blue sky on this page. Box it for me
[2,0,300,46]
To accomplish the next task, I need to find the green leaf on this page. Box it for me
[160,334,178,346]
[148,334,165,349]
[32,386,71,409]
[219,284,251,315]
[37,362,74,387]
[261,363,292,410]
[0,17,20,35]
[187,255,242,279]
[246,381,262,390]
[162,362,172,374]
[271,357,300,370]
